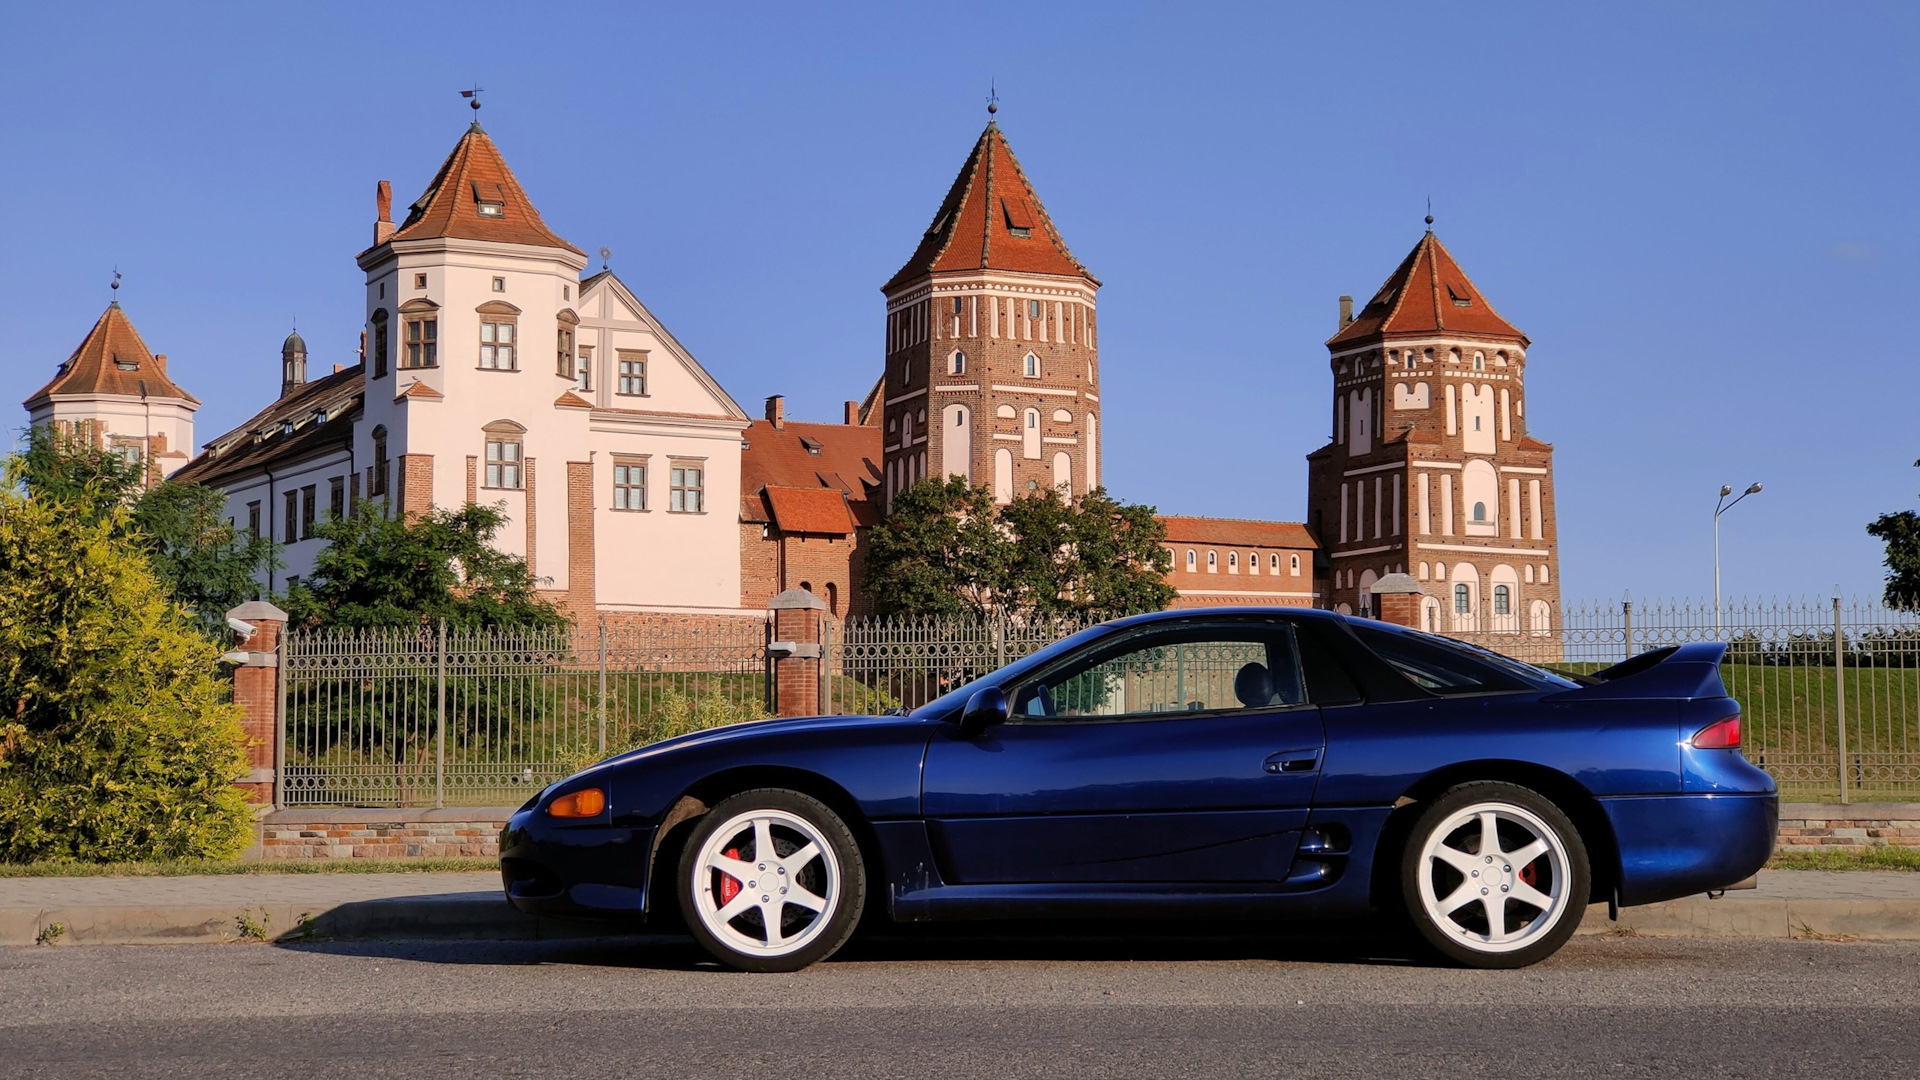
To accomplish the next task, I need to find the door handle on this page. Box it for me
[1263,749,1321,774]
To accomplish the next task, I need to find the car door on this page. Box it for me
[920,620,1326,885]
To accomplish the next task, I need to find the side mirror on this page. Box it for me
[957,686,1009,740]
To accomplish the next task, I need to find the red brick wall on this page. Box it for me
[740,523,872,616]
[257,812,507,859]
[229,620,282,805]
[564,461,594,624]
[398,453,434,521]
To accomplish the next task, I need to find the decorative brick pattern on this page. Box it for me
[1775,806,1920,849]
[256,812,508,859]
[565,460,595,624]
[398,452,434,521]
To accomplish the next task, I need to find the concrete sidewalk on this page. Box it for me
[2,869,1917,947]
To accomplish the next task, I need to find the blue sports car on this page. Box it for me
[500,609,1777,971]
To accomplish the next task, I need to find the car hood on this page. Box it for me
[594,712,930,769]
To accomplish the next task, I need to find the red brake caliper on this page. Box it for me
[1519,859,1540,888]
[718,847,742,905]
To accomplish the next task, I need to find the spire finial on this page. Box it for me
[461,85,485,130]
[598,246,612,271]
[109,267,121,306]
[1424,197,1434,230]
[986,78,999,120]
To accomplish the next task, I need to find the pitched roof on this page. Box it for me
[764,486,856,536]
[373,123,583,256]
[740,419,883,530]
[1328,231,1526,348]
[883,123,1095,292]
[1157,515,1319,551]
[24,302,198,408]
[172,365,364,488]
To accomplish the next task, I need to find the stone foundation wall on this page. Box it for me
[253,809,515,860]
[1776,804,1920,849]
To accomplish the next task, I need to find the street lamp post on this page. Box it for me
[1713,482,1763,639]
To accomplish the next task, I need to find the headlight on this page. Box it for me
[547,787,607,818]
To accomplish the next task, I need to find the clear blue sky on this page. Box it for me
[3,1,1914,606]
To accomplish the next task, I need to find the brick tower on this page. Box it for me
[1305,228,1562,638]
[875,113,1101,511]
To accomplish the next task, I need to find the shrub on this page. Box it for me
[559,690,769,774]
[0,489,252,862]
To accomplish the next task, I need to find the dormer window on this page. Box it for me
[800,437,823,456]
[473,181,506,218]
[115,360,139,372]
[1447,283,1473,307]
[282,420,296,436]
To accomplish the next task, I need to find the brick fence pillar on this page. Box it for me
[1368,572,1428,629]
[768,588,826,718]
[226,601,288,806]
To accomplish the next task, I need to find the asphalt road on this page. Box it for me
[2,927,1916,1079]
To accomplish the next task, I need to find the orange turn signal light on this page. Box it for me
[547,787,606,818]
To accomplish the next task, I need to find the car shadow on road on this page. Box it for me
[279,915,1426,971]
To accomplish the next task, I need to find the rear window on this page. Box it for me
[1351,625,1578,695]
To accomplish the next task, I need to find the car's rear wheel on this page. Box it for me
[676,788,865,972]
[1399,782,1589,968]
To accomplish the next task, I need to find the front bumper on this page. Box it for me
[1605,792,1778,907]
[499,806,656,920]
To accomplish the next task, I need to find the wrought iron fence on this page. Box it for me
[280,618,769,807]
[825,610,1116,715]
[1448,597,1920,803]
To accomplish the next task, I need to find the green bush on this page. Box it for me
[560,690,770,774]
[0,488,253,862]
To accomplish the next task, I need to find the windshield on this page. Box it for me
[1349,622,1581,694]
[908,621,1124,721]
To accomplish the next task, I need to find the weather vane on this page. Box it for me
[110,267,121,301]
[1425,197,1434,228]
[461,85,484,113]
[599,246,612,271]
[987,79,999,117]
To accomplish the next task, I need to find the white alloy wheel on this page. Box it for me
[689,806,843,961]
[1400,784,1590,968]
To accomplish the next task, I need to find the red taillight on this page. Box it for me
[1691,716,1741,749]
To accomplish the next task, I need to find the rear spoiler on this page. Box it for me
[1554,642,1729,700]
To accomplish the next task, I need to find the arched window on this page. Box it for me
[476,301,520,370]
[369,425,390,497]
[483,421,526,490]
[556,309,579,379]
[949,351,967,375]
[1023,353,1040,378]
[1228,551,1237,570]
[1029,299,1042,319]
[370,308,390,380]
[1454,584,1470,613]
[1472,501,1488,522]
[1207,551,1218,571]
[1186,550,1197,570]
[1472,352,1485,371]
[1026,410,1037,428]
[1270,553,1280,571]
[1493,585,1511,615]
[399,299,438,369]
[1289,553,1300,575]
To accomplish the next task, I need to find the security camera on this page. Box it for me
[227,617,256,639]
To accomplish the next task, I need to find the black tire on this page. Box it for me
[676,788,865,972]
[1398,782,1589,969]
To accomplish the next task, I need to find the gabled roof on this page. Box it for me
[764,486,856,536]
[577,270,751,422]
[1328,231,1526,348]
[1158,515,1319,551]
[740,419,883,530]
[173,365,364,488]
[25,302,198,409]
[372,123,583,257]
[884,122,1096,293]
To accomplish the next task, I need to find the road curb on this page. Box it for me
[7,892,1919,948]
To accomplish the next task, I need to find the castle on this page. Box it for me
[24,109,1557,628]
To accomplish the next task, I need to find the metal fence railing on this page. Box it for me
[277,598,1920,808]
[280,618,769,807]
[1446,597,1920,803]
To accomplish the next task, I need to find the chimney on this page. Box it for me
[844,400,860,426]
[373,179,395,245]
[333,363,344,374]
[153,353,167,374]
[765,394,785,429]
[1338,295,1354,329]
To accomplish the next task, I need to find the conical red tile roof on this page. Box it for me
[1328,231,1526,348]
[24,302,197,408]
[884,122,1095,292]
[375,123,583,256]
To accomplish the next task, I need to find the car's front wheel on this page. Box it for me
[676,788,865,972]
[1399,782,1589,968]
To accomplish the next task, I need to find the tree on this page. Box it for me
[14,427,278,630]
[0,483,253,862]
[863,477,1010,616]
[282,500,566,630]
[1868,458,1920,610]
[130,481,279,634]
[864,478,1175,617]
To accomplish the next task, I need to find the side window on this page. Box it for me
[1011,628,1304,719]
[1349,625,1538,695]
[1294,624,1364,705]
